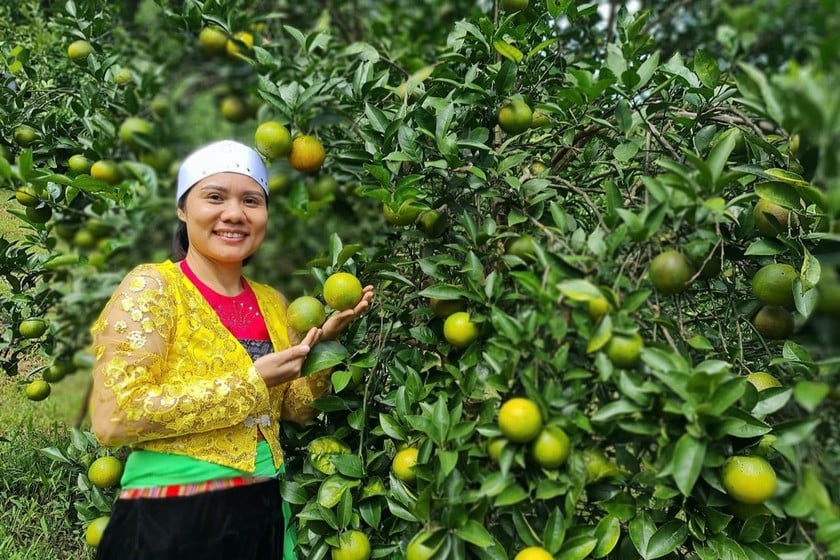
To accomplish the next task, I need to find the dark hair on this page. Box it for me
[170,194,258,266]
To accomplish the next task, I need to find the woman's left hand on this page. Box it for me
[321,285,375,341]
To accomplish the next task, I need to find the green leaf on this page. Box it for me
[494,483,529,506]
[707,129,737,188]
[493,40,523,63]
[793,381,830,413]
[455,520,495,547]
[543,508,566,553]
[317,475,360,508]
[587,314,612,353]
[694,49,720,88]
[754,181,801,209]
[629,512,656,557]
[671,434,706,496]
[593,516,621,558]
[647,520,687,558]
[744,239,787,256]
[557,535,598,560]
[418,284,473,301]
[556,279,603,301]
[302,341,348,377]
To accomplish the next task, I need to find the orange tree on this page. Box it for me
[1,0,839,558]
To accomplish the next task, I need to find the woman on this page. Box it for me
[89,139,374,559]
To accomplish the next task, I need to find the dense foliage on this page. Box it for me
[1,0,838,558]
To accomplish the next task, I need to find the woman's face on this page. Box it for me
[177,172,268,265]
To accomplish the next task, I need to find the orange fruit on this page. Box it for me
[226,31,254,58]
[722,455,777,504]
[219,95,249,124]
[85,516,110,548]
[507,235,538,261]
[430,298,466,319]
[14,125,37,147]
[118,117,152,149]
[417,210,447,237]
[649,250,694,295]
[531,425,571,469]
[88,456,123,488]
[19,318,47,338]
[288,135,326,173]
[528,161,548,175]
[25,204,52,223]
[68,154,93,174]
[112,67,134,85]
[199,26,229,56]
[392,447,419,483]
[530,109,550,128]
[605,332,644,369]
[498,397,543,443]
[308,436,352,475]
[286,296,326,333]
[751,305,794,340]
[43,363,71,383]
[383,201,421,226]
[752,263,796,309]
[754,198,798,238]
[67,40,94,64]
[308,175,339,201]
[255,121,292,160]
[331,530,371,560]
[746,371,782,391]
[497,100,533,134]
[405,529,441,560]
[583,448,617,483]
[15,185,41,207]
[514,546,552,560]
[487,438,507,463]
[90,160,123,185]
[24,380,51,401]
[587,295,612,322]
[443,311,479,348]
[323,272,363,311]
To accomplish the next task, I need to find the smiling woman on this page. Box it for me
[87,140,375,560]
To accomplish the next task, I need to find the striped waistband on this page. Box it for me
[119,476,273,500]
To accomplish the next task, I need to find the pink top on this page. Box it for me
[179,260,270,342]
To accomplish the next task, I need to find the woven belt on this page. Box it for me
[119,476,273,500]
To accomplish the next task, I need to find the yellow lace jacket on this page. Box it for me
[89,261,330,472]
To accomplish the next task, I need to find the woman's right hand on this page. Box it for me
[253,327,322,387]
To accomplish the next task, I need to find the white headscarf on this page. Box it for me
[176,140,268,203]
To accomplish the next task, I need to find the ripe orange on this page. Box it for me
[19,318,47,338]
[513,546,552,560]
[15,185,41,207]
[746,371,782,391]
[752,263,796,309]
[751,305,794,340]
[286,295,326,333]
[722,455,777,504]
[85,516,110,548]
[68,154,93,174]
[392,447,419,483]
[118,117,152,149]
[226,31,254,58]
[430,298,466,319]
[498,397,543,443]
[219,95,249,124]
[90,160,123,185]
[605,332,644,369]
[323,272,363,311]
[25,380,51,401]
[649,250,694,295]
[331,530,371,560]
[497,100,533,134]
[288,135,326,173]
[531,425,571,469]
[199,26,229,56]
[14,125,37,147]
[67,40,94,64]
[443,311,479,348]
[88,456,123,488]
[254,121,292,160]
[754,198,798,237]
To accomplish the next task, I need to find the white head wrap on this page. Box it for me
[176,140,269,203]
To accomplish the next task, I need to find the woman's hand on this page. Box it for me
[321,285,375,341]
[254,327,322,387]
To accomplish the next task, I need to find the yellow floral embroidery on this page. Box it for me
[89,261,330,472]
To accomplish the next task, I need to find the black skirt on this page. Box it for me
[96,479,284,560]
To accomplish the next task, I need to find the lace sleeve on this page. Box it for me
[90,266,270,447]
[280,369,332,426]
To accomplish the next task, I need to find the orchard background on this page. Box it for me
[1,0,839,558]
